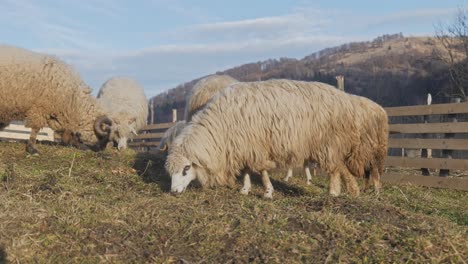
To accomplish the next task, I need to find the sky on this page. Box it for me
[1,0,467,97]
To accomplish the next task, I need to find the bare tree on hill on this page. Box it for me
[435,7,468,101]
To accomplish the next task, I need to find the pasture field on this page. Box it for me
[0,141,466,263]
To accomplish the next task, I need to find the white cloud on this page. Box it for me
[168,10,330,43]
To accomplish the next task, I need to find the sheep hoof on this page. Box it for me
[329,190,340,197]
[283,177,289,182]
[306,181,312,186]
[263,191,273,199]
[239,188,249,195]
[26,144,39,155]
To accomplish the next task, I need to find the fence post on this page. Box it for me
[335,75,344,91]
[439,97,460,177]
[149,98,154,125]
[172,109,177,123]
[421,93,432,176]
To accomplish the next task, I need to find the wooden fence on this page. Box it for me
[128,122,174,149]
[0,122,54,142]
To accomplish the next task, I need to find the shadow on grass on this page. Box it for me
[133,150,171,192]
[0,246,6,264]
[248,172,307,197]
[132,150,309,197]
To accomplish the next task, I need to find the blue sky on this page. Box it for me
[1,0,467,97]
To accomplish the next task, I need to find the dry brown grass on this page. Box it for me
[0,141,466,263]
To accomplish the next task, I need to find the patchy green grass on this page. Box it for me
[0,141,466,263]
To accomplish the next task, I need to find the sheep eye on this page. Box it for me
[182,165,191,176]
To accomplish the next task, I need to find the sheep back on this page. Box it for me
[184,75,238,121]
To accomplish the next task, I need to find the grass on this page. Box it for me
[0,141,466,263]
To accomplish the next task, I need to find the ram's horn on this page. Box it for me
[94,116,113,137]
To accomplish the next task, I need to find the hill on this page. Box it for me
[0,142,467,262]
[149,34,453,123]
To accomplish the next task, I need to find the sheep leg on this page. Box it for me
[329,171,341,196]
[261,170,274,199]
[240,172,251,195]
[0,122,8,130]
[284,168,293,182]
[370,166,381,194]
[26,127,40,155]
[304,161,312,185]
[340,168,360,197]
[305,167,312,185]
[363,170,371,192]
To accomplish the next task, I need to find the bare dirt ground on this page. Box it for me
[0,142,466,263]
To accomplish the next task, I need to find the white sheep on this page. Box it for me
[165,79,388,198]
[0,44,115,153]
[97,77,148,150]
[162,75,313,196]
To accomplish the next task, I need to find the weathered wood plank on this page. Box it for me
[388,138,468,150]
[140,122,174,131]
[389,122,468,134]
[132,133,165,140]
[0,124,54,141]
[385,156,468,170]
[385,102,468,117]
[382,173,468,191]
[128,141,161,147]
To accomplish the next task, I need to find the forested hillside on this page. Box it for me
[150,34,455,123]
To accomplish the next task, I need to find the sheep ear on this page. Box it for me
[192,160,202,168]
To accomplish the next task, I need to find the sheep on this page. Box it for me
[165,79,388,197]
[158,121,186,153]
[97,77,148,150]
[0,44,115,154]
[163,74,312,196]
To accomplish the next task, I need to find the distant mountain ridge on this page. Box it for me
[150,33,452,123]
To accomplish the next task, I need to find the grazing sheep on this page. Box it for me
[158,121,186,153]
[165,79,388,197]
[173,75,312,195]
[97,77,148,150]
[158,75,238,154]
[0,45,114,153]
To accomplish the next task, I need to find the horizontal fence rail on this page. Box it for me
[385,102,468,116]
[0,123,54,142]
[389,122,468,134]
[388,138,468,150]
[385,156,468,170]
